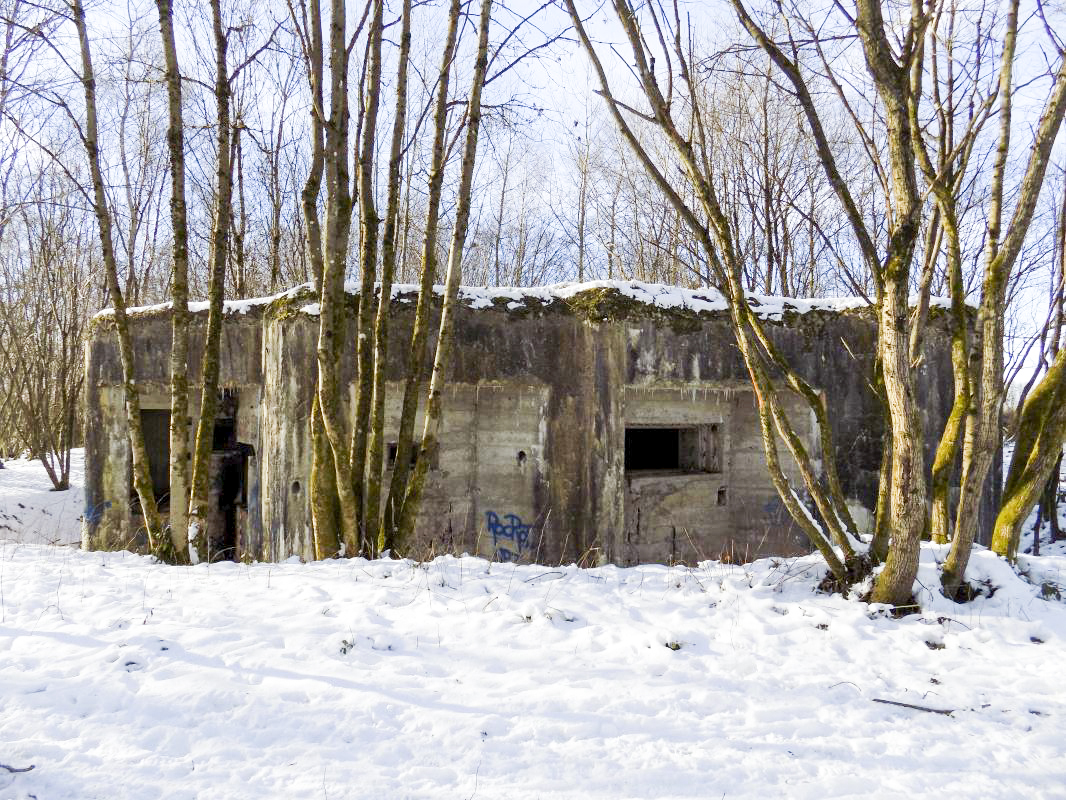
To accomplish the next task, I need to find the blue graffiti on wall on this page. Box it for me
[486,511,532,562]
[84,500,112,525]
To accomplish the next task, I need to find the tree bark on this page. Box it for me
[314,0,360,554]
[155,0,192,561]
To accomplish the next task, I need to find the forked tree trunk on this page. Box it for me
[943,6,1066,594]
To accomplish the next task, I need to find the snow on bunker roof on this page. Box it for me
[94,280,945,323]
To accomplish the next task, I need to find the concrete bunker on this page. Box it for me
[83,282,992,565]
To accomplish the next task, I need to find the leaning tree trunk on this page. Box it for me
[73,0,175,562]
[991,347,1066,560]
[395,0,493,545]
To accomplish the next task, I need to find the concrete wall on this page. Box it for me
[83,288,974,565]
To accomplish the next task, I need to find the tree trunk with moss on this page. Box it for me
[991,347,1066,560]
[73,0,176,562]
[367,0,412,555]
[310,395,341,558]
[188,0,233,563]
[942,3,1066,594]
[288,0,338,554]
[314,0,360,555]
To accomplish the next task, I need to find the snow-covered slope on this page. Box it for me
[2,455,1066,799]
[0,451,83,546]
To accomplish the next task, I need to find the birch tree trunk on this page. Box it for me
[155,0,191,561]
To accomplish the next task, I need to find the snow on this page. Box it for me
[3,455,1066,799]
[92,284,312,320]
[95,280,955,324]
[0,451,84,547]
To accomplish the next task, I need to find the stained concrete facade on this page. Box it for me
[83,283,983,565]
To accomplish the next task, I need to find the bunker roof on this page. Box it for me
[92,280,953,328]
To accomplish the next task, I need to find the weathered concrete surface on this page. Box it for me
[83,287,985,565]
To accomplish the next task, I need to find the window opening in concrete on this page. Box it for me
[625,424,722,473]
[517,450,527,465]
[717,486,728,506]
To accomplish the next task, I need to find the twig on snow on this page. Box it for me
[0,763,35,773]
[873,698,954,716]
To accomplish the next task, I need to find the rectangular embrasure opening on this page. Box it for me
[625,427,681,471]
[624,424,722,473]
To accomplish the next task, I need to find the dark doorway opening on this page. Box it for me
[208,390,247,561]
[136,409,171,507]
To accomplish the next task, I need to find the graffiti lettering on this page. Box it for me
[486,511,532,562]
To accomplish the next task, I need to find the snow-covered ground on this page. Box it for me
[2,454,1066,799]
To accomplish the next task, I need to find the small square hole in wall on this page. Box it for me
[717,487,728,506]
